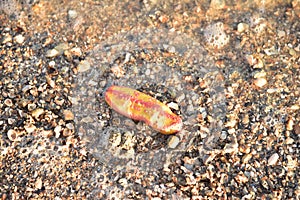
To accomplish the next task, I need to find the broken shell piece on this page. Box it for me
[7,129,19,141]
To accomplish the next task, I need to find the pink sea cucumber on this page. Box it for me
[105,85,182,134]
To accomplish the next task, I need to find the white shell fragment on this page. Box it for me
[268,153,279,166]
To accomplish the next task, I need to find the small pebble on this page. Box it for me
[289,48,297,56]
[267,88,278,93]
[242,154,252,164]
[77,60,91,72]
[220,131,227,140]
[254,71,266,78]
[68,10,78,19]
[54,125,62,138]
[27,103,37,111]
[14,34,25,44]
[46,49,59,57]
[277,30,285,38]
[35,177,43,190]
[168,136,180,148]
[63,110,75,121]
[209,0,226,9]
[31,108,44,119]
[145,68,151,76]
[285,137,294,144]
[2,35,12,44]
[268,153,279,165]
[55,43,69,53]
[264,46,278,55]
[253,78,267,88]
[286,118,294,131]
[237,23,249,33]
[253,58,264,69]
[167,102,179,110]
[70,47,82,56]
[24,124,36,134]
[66,123,74,130]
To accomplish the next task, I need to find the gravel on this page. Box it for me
[1,0,299,199]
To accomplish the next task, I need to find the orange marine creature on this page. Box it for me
[105,85,183,134]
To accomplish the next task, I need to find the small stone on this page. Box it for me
[277,30,285,38]
[24,124,36,134]
[145,68,151,76]
[290,104,299,110]
[245,55,256,66]
[267,88,279,93]
[31,108,44,119]
[70,47,82,56]
[54,125,62,138]
[289,48,297,57]
[111,65,125,78]
[223,139,238,154]
[254,78,267,88]
[22,85,32,93]
[239,144,250,154]
[209,0,226,10]
[225,118,237,128]
[237,23,249,33]
[242,153,252,164]
[27,103,36,111]
[220,131,227,140]
[55,43,69,54]
[286,155,297,170]
[286,118,294,131]
[81,116,94,123]
[49,60,55,67]
[77,60,91,72]
[253,58,264,69]
[294,123,300,135]
[41,130,53,138]
[235,172,249,184]
[264,46,278,55]
[2,35,12,44]
[46,49,59,57]
[46,75,56,88]
[66,123,74,130]
[167,102,179,110]
[68,10,78,19]
[168,136,180,148]
[14,34,25,44]
[176,93,185,103]
[35,177,43,190]
[285,137,294,144]
[54,98,65,106]
[118,178,128,187]
[268,153,279,165]
[227,128,235,135]
[63,110,74,120]
[254,71,266,78]
[158,15,169,23]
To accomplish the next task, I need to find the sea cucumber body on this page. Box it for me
[105,85,182,134]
